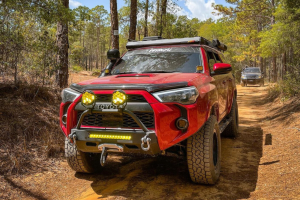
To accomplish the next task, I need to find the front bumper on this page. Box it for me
[61,90,208,152]
[70,108,160,155]
[71,128,160,155]
[241,78,263,84]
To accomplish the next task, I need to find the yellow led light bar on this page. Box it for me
[89,134,131,140]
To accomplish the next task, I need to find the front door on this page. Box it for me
[206,51,229,119]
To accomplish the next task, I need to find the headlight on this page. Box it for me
[153,86,199,104]
[257,75,262,79]
[61,88,80,103]
[241,75,246,79]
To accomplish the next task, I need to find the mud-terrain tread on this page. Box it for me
[222,97,239,137]
[187,116,221,185]
[65,138,101,173]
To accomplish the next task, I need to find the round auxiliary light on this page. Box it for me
[176,118,189,130]
[112,90,127,106]
[81,90,96,108]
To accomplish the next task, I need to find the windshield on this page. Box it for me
[243,68,260,73]
[111,46,202,75]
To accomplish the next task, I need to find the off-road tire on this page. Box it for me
[187,116,221,185]
[241,82,245,87]
[222,97,239,137]
[65,138,101,173]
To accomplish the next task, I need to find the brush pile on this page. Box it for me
[0,83,64,175]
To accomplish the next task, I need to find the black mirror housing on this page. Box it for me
[107,49,120,61]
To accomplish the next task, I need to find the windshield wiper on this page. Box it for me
[141,70,179,73]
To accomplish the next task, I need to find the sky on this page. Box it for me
[69,0,234,21]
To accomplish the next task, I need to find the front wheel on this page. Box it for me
[187,116,221,185]
[241,82,245,87]
[65,138,102,173]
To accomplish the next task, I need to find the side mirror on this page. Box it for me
[213,63,232,74]
[107,49,120,61]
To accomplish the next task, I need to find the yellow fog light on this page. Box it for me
[89,134,131,140]
[112,90,127,106]
[81,90,96,108]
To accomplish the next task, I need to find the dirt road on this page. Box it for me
[2,84,300,199]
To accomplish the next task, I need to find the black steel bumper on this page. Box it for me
[72,128,160,154]
[69,108,161,155]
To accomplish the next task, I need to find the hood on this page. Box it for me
[71,73,213,93]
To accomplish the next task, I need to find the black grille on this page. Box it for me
[96,94,147,102]
[77,111,154,128]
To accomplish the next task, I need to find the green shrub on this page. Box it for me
[72,65,83,72]
[268,73,300,101]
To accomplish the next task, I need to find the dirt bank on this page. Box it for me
[1,84,300,199]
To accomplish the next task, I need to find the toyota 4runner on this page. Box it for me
[60,36,239,185]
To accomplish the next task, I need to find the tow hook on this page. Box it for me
[98,144,123,167]
[68,132,77,145]
[141,132,153,151]
[100,147,108,167]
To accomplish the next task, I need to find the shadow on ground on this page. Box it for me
[75,124,263,200]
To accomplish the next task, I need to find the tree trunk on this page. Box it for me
[271,0,276,82]
[56,0,69,88]
[155,0,160,36]
[110,0,119,49]
[259,57,264,74]
[96,27,99,69]
[282,51,286,79]
[159,0,167,37]
[129,0,137,40]
[272,55,277,82]
[144,0,149,37]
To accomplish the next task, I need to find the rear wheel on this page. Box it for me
[65,138,102,173]
[222,97,239,137]
[187,116,221,184]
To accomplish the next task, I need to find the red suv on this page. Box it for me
[60,36,238,185]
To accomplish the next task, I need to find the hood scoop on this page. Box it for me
[116,74,153,78]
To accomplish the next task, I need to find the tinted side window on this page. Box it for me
[219,53,226,63]
[214,53,222,63]
[206,51,216,73]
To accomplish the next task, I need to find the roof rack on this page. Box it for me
[126,36,227,52]
[142,36,163,41]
